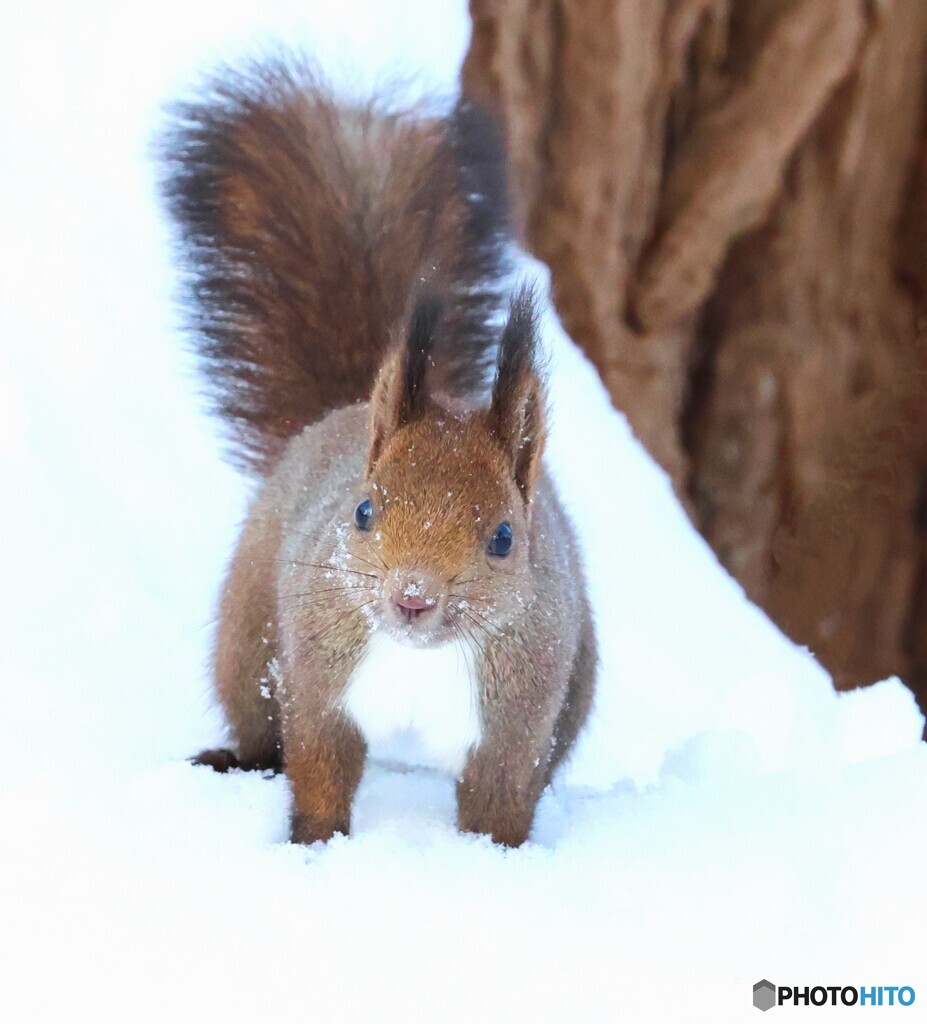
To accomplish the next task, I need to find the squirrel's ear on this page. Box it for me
[488,287,547,503]
[367,293,443,474]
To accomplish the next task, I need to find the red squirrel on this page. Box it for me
[160,57,596,847]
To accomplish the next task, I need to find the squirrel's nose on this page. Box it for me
[391,593,431,621]
[386,571,442,625]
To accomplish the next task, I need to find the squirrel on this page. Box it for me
[160,56,596,848]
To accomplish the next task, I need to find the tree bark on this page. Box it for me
[463,0,927,713]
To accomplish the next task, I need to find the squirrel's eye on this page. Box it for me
[487,521,513,557]
[354,498,374,531]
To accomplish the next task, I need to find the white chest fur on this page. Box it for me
[341,630,482,777]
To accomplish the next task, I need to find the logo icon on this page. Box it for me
[754,980,776,1012]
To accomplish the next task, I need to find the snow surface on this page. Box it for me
[1,2,925,1020]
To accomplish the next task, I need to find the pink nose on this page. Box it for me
[392,592,432,621]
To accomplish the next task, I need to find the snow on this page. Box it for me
[1,2,925,1021]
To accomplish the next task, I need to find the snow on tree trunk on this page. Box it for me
[463,0,927,712]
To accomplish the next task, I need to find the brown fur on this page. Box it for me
[160,56,510,473]
[162,56,596,847]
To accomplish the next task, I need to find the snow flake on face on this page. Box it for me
[329,522,357,573]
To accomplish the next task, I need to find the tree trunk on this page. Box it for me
[463,0,927,713]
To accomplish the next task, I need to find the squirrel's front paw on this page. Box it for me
[190,747,240,772]
[459,819,531,849]
[190,746,282,773]
[290,811,350,845]
[457,800,533,848]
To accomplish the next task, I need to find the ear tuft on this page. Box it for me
[367,291,444,474]
[489,286,547,501]
[400,292,443,424]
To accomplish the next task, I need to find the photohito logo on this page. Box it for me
[754,981,776,1012]
[753,981,916,1011]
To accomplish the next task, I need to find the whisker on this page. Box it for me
[280,603,365,622]
[289,599,376,661]
[460,607,506,646]
[361,538,390,573]
[278,593,377,620]
[346,550,387,576]
[448,619,483,745]
[451,617,484,667]
[457,624,490,707]
[277,584,377,602]
[448,598,489,652]
[450,571,530,592]
[463,603,507,634]
[276,536,389,577]
[251,558,380,580]
[450,573,482,588]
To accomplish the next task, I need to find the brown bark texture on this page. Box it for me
[463,0,927,714]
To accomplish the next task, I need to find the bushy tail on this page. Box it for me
[159,55,511,475]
